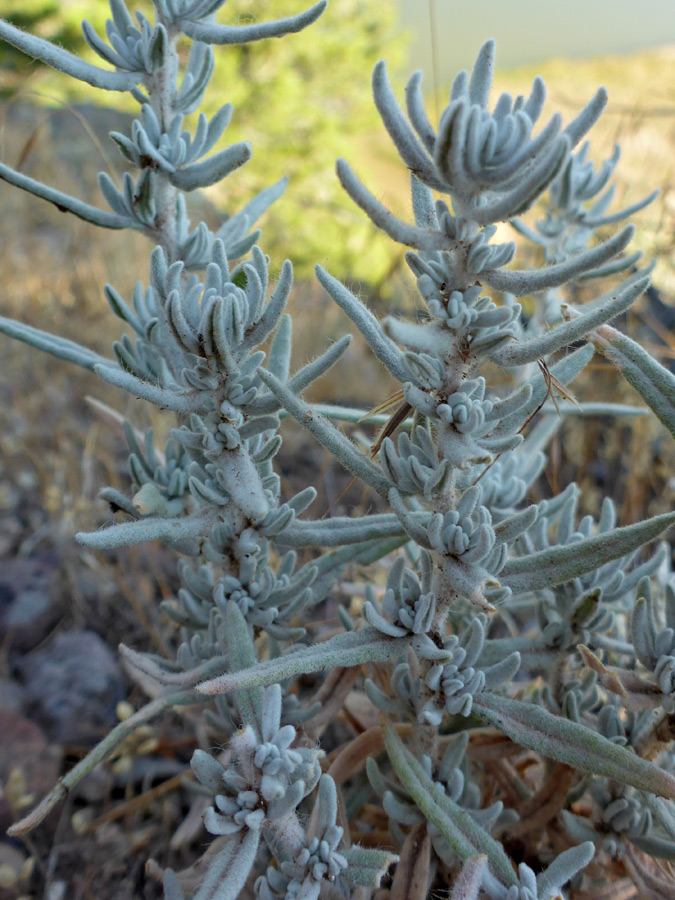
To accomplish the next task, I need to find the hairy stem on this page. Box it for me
[150,17,179,260]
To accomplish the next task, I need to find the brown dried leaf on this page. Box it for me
[390,824,430,900]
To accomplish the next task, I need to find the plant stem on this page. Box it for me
[150,17,179,261]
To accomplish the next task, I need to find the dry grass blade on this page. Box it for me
[304,665,361,734]
[321,473,360,518]
[85,395,168,464]
[32,89,121,182]
[622,845,675,900]
[326,726,385,782]
[538,357,581,415]
[369,399,413,458]
[508,762,576,837]
[321,394,411,516]
[326,723,413,784]
[87,770,193,831]
[468,730,528,760]
[488,758,531,806]
[14,122,42,172]
[473,356,579,486]
[390,823,431,900]
[358,388,406,422]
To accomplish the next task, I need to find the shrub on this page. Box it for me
[1,3,675,898]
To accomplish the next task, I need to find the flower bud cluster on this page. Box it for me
[419,621,520,723]
[192,685,321,841]
[83,4,167,76]
[255,775,352,900]
[363,553,436,638]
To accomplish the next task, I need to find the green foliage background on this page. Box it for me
[0,0,408,283]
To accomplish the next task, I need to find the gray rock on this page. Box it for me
[0,679,24,713]
[19,630,125,744]
[0,555,60,652]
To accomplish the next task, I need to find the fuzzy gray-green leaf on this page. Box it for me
[473,692,675,799]
[501,511,675,594]
[196,628,407,696]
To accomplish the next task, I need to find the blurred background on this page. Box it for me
[1,4,675,894]
[401,0,675,73]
